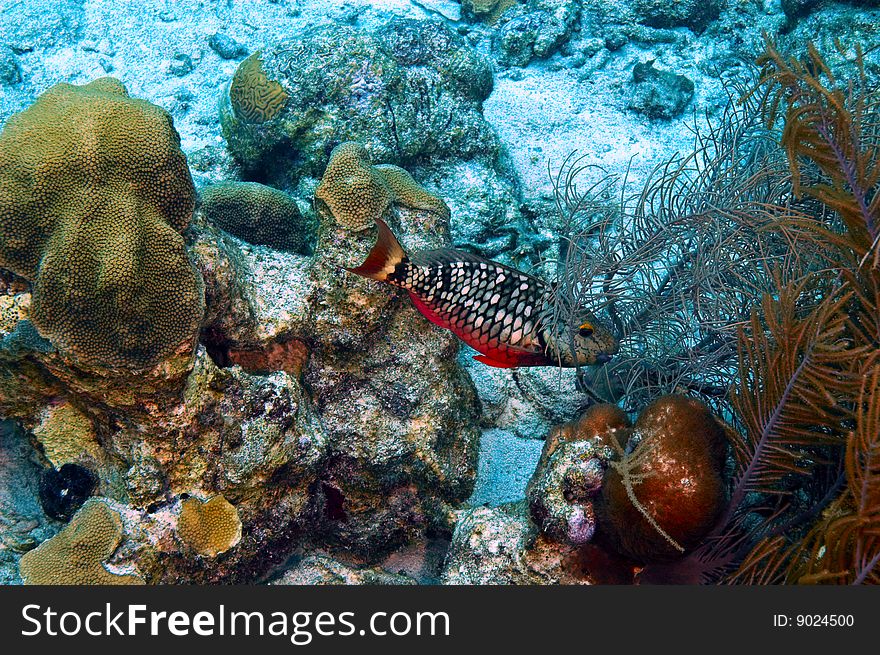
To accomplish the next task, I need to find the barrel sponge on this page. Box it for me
[229,52,288,124]
[315,142,449,232]
[0,77,204,369]
[19,499,144,585]
[177,495,242,557]
[200,181,312,253]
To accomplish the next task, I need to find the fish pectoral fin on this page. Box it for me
[473,354,520,368]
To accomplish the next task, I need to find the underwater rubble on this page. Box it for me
[1,0,879,585]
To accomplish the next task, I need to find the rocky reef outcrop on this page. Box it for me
[0,75,480,583]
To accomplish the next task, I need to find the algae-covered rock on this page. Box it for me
[525,404,624,545]
[631,0,722,32]
[497,0,581,67]
[441,502,634,584]
[271,554,417,585]
[220,19,496,187]
[626,59,694,120]
[0,421,58,584]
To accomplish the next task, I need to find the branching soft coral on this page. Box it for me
[755,38,880,264]
[714,39,880,585]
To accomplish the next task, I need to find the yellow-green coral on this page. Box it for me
[177,495,242,557]
[19,499,143,585]
[200,181,311,253]
[462,0,520,24]
[315,142,449,232]
[0,77,204,369]
[31,401,100,468]
[375,164,451,220]
[229,52,289,124]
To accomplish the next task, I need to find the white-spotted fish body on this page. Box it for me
[347,219,618,368]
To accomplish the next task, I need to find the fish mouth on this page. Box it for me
[594,353,613,365]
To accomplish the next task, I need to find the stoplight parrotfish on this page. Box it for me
[346,219,619,368]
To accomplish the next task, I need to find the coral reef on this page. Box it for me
[221,19,496,186]
[199,181,313,253]
[0,77,203,370]
[19,499,143,585]
[2,0,880,588]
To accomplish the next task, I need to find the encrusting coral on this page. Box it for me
[18,499,143,585]
[315,142,449,232]
[199,181,313,253]
[177,495,242,558]
[0,77,203,369]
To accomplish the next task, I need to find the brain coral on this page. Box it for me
[19,499,143,585]
[177,495,242,557]
[200,181,312,253]
[315,142,449,232]
[228,51,289,124]
[0,77,204,369]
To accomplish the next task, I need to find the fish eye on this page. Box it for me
[578,322,594,338]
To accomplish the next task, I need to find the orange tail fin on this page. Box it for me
[345,219,407,281]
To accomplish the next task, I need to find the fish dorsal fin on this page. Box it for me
[410,248,549,286]
[346,219,407,281]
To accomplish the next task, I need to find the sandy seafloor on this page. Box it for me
[1,0,879,520]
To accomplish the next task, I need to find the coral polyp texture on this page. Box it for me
[596,395,728,563]
[228,51,289,124]
[177,496,242,557]
[199,181,312,253]
[315,142,450,232]
[0,77,203,369]
[18,499,143,585]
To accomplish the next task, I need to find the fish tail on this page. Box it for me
[346,219,408,281]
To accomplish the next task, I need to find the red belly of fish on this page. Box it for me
[408,292,550,368]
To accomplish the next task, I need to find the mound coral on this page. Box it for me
[315,142,449,232]
[596,395,728,563]
[0,77,203,369]
[19,499,143,585]
[200,181,312,253]
[177,495,242,558]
